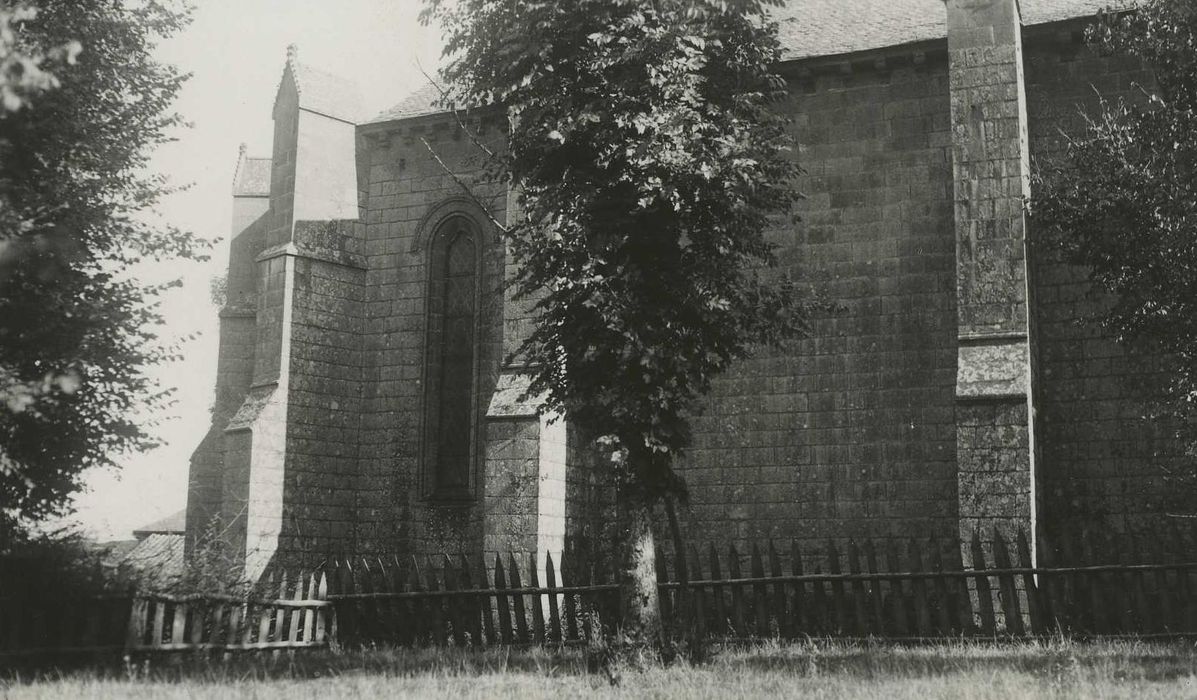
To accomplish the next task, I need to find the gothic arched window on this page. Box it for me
[423,216,480,499]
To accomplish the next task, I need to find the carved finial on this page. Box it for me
[286,43,298,65]
[238,142,248,158]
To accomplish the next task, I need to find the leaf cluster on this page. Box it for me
[425,0,809,497]
[1032,0,1197,456]
[0,0,206,539]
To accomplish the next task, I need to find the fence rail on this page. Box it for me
[0,571,332,659]
[124,571,331,653]
[325,526,1197,647]
[4,524,1197,658]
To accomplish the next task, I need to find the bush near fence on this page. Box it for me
[0,568,332,660]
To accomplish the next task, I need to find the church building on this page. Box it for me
[185,0,1185,579]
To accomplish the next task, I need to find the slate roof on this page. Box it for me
[292,61,367,123]
[772,0,1124,60]
[278,45,367,124]
[131,508,186,540]
[233,145,271,197]
[372,0,1124,124]
[370,83,443,124]
[120,533,185,590]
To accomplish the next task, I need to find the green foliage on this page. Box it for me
[1032,0,1197,448]
[174,514,250,596]
[1,525,138,592]
[424,0,810,499]
[0,3,78,112]
[0,0,206,539]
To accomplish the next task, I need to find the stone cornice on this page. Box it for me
[255,241,366,270]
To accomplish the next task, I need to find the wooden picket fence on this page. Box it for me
[125,571,331,652]
[6,525,1197,659]
[327,551,592,647]
[0,570,332,659]
[325,526,1197,647]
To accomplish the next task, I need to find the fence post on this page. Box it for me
[846,541,868,637]
[477,554,497,646]
[908,539,932,637]
[1148,535,1173,634]
[884,542,909,637]
[1037,532,1065,633]
[1015,529,1044,635]
[527,552,546,644]
[302,571,319,646]
[315,572,329,647]
[750,543,769,637]
[970,530,996,636]
[790,540,808,636]
[688,543,708,642]
[727,544,747,637]
[544,552,562,644]
[767,540,789,639]
[991,529,1025,636]
[507,553,530,644]
[655,548,674,632]
[494,554,514,645]
[442,554,466,647]
[863,540,886,638]
[457,554,483,647]
[708,543,727,637]
[826,540,848,635]
[287,572,306,647]
[1078,529,1107,634]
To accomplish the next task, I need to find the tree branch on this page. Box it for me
[418,136,510,235]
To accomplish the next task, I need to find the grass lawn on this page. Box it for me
[4,639,1197,699]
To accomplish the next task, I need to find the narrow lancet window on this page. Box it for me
[426,221,478,498]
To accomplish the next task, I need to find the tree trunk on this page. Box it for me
[617,492,663,653]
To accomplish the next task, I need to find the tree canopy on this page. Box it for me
[423,0,810,647]
[425,0,807,497]
[0,0,205,544]
[1032,0,1197,450]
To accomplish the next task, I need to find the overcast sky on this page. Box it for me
[65,0,442,541]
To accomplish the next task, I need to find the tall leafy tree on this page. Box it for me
[0,0,205,545]
[423,0,809,648]
[1032,0,1197,479]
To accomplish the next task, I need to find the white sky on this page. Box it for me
[65,0,443,541]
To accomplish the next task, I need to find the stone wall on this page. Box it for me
[678,51,961,560]
[274,222,367,565]
[184,214,267,552]
[354,115,509,558]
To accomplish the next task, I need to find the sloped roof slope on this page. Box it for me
[131,508,186,540]
[232,145,272,197]
[773,0,1129,60]
[120,533,185,590]
[278,45,366,124]
[371,83,442,124]
[372,0,1125,123]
